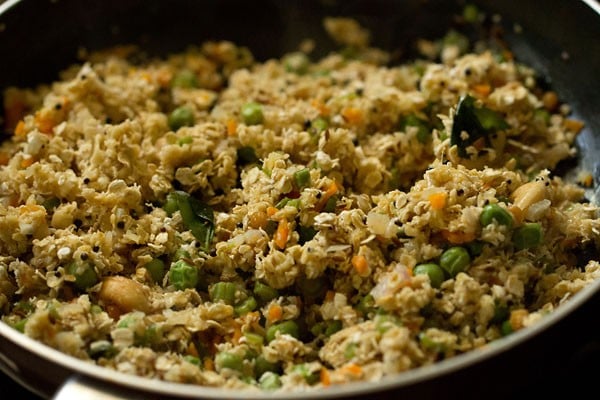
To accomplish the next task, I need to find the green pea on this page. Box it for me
[266,320,300,342]
[276,197,300,209]
[286,199,301,209]
[144,258,165,283]
[439,246,471,277]
[309,321,326,337]
[254,355,279,378]
[419,333,446,353]
[89,340,116,359]
[253,282,278,304]
[501,320,513,336]
[283,52,310,75]
[356,294,376,316]
[259,371,282,390]
[344,342,357,359]
[234,296,258,316]
[237,146,260,165]
[323,195,338,212]
[513,223,543,250]
[310,117,329,134]
[244,332,264,348]
[210,282,237,305]
[117,313,140,329]
[292,364,319,385]
[413,263,445,288]
[183,355,201,366]
[173,248,191,261]
[374,314,402,334]
[241,102,264,125]
[169,259,198,290]
[491,303,509,324]
[163,192,179,216]
[171,69,199,88]
[324,320,342,336]
[177,136,193,146]
[12,318,28,333]
[533,108,551,126]
[215,352,244,372]
[137,323,161,346]
[480,204,513,228]
[297,225,317,245]
[90,304,103,314]
[293,168,311,188]
[66,261,98,291]
[42,197,61,211]
[168,106,195,131]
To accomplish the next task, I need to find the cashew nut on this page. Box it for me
[98,276,151,318]
[511,180,548,215]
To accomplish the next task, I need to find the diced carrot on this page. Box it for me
[203,357,214,371]
[325,290,336,302]
[441,229,476,244]
[509,309,528,331]
[226,118,238,136]
[311,99,330,116]
[341,107,363,125]
[472,84,491,97]
[342,363,362,377]
[18,204,45,215]
[577,172,594,188]
[156,68,173,87]
[139,71,152,83]
[428,192,447,210]
[542,91,559,111]
[320,368,331,386]
[34,110,56,135]
[266,206,278,217]
[14,120,26,136]
[564,118,584,134]
[274,219,289,249]
[0,152,10,166]
[267,304,283,323]
[232,323,242,344]
[187,342,199,357]
[351,254,369,276]
[316,181,339,212]
[248,210,268,229]
[20,156,35,169]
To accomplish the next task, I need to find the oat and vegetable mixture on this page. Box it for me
[1,13,599,391]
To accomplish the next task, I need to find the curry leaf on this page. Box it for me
[451,95,508,157]
[170,191,215,252]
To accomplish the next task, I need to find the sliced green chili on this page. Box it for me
[210,282,237,305]
[165,191,215,252]
[451,95,509,157]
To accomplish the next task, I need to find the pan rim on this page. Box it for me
[1,278,599,399]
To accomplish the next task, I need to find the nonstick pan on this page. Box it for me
[0,0,599,399]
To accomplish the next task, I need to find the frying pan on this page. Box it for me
[1,0,600,398]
